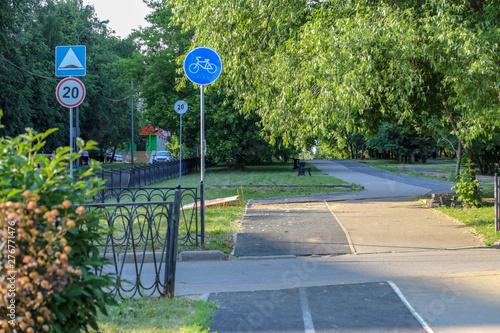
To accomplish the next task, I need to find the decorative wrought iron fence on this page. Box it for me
[89,158,199,188]
[86,187,181,299]
[93,187,201,247]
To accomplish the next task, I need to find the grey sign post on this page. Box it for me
[55,77,86,178]
[183,47,222,245]
[175,100,188,180]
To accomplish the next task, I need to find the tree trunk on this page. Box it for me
[348,141,354,159]
[455,140,462,177]
[438,78,480,204]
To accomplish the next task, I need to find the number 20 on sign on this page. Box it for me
[56,77,86,108]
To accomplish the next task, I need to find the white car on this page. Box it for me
[154,151,173,162]
[106,151,123,162]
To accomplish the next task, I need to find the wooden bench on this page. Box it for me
[298,162,311,176]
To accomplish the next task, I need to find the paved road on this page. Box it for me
[324,159,456,194]
[209,282,427,333]
[252,159,456,204]
[234,160,465,258]
[174,249,500,333]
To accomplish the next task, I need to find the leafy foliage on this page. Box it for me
[170,0,500,201]
[0,126,116,332]
[171,0,500,145]
[366,123,435,162]
[117,2,299,169]
[453,168,483,208]
[0,0,138,153]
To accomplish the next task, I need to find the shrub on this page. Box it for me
[452,167,482,208]
[0,127,116,332]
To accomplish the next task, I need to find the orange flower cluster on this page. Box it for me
[0,191,86,332]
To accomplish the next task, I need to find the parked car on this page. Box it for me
[154,151,173,162]
[106,151,123,162]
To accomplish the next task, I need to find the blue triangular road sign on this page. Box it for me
[55,46,86,77]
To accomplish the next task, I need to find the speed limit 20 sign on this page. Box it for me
[56,77,86,108]
[175,100,188,114]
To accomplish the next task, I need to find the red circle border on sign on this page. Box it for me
[56,77,86,108]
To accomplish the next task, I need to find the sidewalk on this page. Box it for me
[327,198,485,254]
[179,160,500,332]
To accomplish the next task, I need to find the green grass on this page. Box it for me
[437,203,500,246]
[377,165,458,182]
[159,163,351,192]
[94,296,215,333]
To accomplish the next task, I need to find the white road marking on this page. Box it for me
[299,287,316,333]
[324,200,357,254]
[388,281,436,333]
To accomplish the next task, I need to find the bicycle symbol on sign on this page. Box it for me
[188,57,218,74]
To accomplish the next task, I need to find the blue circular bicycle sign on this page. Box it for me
[183,47,222,85]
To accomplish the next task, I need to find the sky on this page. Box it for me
[82,0,153,38]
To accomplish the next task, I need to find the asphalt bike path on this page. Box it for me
[233,202,351,257]
[209,282,427,333]
[251,159,456,204]
[329,159,456,195]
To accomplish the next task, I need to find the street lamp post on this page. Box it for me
[75,19,109,166]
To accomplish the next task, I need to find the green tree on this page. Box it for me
[366,123,435,163]
[0,0,138,153]
[118,2,297,169]
[170,0,500,205]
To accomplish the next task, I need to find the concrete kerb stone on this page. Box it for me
[210,184,355,189]
[178,250,227,262]
[238,255,297,260]
[99,250,231,263]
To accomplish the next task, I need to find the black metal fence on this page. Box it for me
[91,158,199,188]
[86,187,181,299]
[93,187,201,247]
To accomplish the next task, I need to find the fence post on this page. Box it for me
[495,173,499,233]
[165,185,181,298]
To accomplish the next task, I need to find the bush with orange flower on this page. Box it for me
[0,126,116,332]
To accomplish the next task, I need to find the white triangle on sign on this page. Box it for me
[58,48,83,70]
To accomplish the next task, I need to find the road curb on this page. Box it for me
[210,184,354,189]
[99,250,232,263]
[238,255,297,260]
[178,250,227,262]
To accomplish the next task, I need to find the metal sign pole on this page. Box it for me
[180,113,182,180]
[69,107,73,178]
[183,47,221,247]
[495,173,498,232]
[56,77,85,179]
[174,100,187,180]
[200,85,205,244]
[131,79,134,166]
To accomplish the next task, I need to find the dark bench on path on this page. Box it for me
[298,161,311,176]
